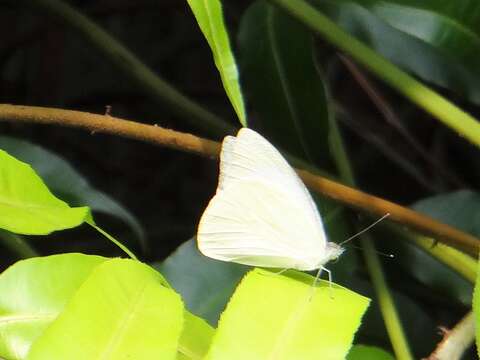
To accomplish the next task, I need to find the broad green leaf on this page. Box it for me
[28,259,184,360]
[0,136,146,251]
[314,0,480,104]
[360,191,480,316]
[186,0,247,126]
[347,344,394,359]
[0,149,90,235]
[205,269,370,359]
[378,235,473,306]
[177,311,215,359]
[413,190,480,236]
[238,1,333,167]
[0,253,107,360]
[156,238,248,325]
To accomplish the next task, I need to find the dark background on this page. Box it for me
[1,0,478,264]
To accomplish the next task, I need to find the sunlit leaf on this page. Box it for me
[27,259,184,359]
[0,136,146,251]
[0,253,107,359]
[205,269,370,359]
[177,311,215,359]
[347,344,394,359]
[186,0,247,125]
[0,149,90,235]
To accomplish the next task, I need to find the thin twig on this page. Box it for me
[424,312,475,360]
[0,104,479,256]
[336,108,437,191]
[338,54,465,188]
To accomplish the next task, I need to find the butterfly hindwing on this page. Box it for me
[198,178,327,271]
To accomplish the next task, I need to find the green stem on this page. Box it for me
[361,239,414,360]
[0,230,39,258]
[414,237,476,283]
[329,115,413,359]
[88,222,137,260]
[23,0,235,137]
[388,225,477,284]
[270,0,480,149]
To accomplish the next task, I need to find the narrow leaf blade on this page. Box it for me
[238,1,332,167]
[473,255,480,358]
[186,0,247,125]
[315,0,480,104]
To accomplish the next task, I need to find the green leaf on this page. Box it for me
[238,1,332,167]
[412,190,480,236]
[186,0,247,126]
[27,258,184,359]
[409,234,477,283]
[0,253,107,359]
[347,344,394,359]
[205,268,370,359]
[0,136,146,251]
[379,236,473,307]
[0,229,38,258]
[156,239,248,325]
[383,190,480,305]
[177,311,215,359]
[474,260,480,358]
[0,149,91,235]
[314,0,480,104]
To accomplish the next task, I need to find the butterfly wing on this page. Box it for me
[198,179,323,270]
[197,128,333,270]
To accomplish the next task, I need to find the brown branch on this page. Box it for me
[0,104,479,255]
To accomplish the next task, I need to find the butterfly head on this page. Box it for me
[324,242,345,263]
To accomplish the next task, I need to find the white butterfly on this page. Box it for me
[197,128,344,275]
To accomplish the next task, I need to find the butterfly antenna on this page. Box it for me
[346,244,394,258]
[339,213,391,246]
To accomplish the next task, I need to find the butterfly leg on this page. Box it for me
[308,267,323,301]
[272,268,289,276]
[321,266,334,299]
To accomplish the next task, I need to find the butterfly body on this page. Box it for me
[197,128,344,271]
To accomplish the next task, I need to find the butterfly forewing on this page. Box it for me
[218,129,326,246]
